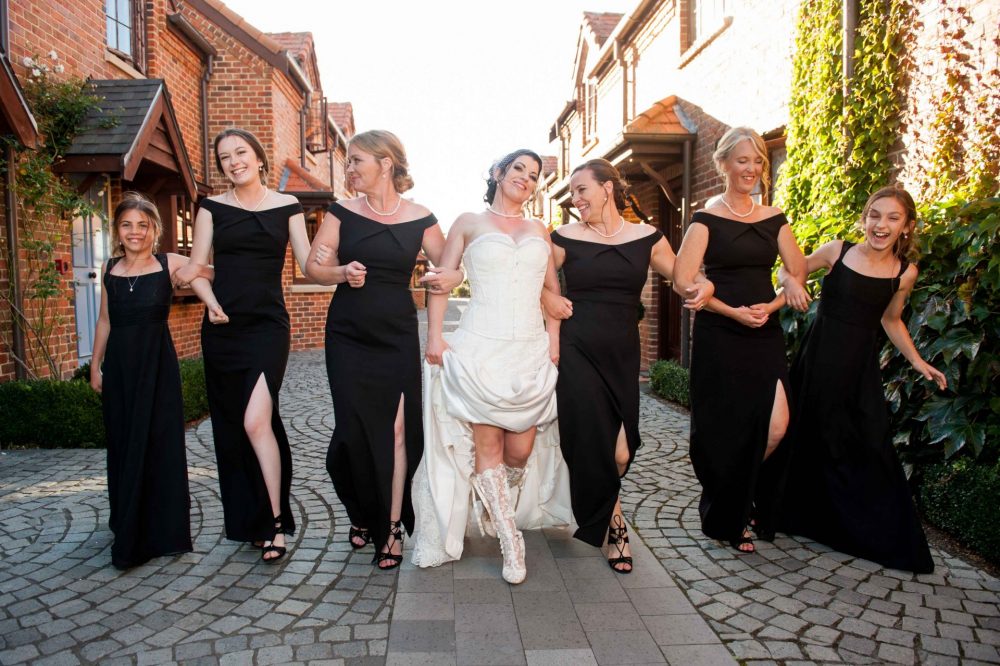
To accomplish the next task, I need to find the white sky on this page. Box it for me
[223,0,637,228]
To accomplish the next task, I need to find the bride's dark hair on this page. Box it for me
[484,149,543,204]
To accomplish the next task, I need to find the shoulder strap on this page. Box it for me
[839,240,854,260]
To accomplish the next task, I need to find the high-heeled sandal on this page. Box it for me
[730,526,755,554]
[262,516,287,563]
[606,514,633,574]
[375,520,403,570]
[349,525,371,550]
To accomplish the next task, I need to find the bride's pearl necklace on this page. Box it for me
[488,206,523,219]
[587,217,626,238]
[365,193,402,216]
[721,195,755,218]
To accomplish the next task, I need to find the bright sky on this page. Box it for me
[224,0,636,228]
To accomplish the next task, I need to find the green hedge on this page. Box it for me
[649,360,690,408]
[0,358,209,449]
[919,460,1000,566]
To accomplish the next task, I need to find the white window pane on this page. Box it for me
[117,0,131,27]
[118,24,130,53]
[106,17,117,48]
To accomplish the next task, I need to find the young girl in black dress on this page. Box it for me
[90,192,207,569]
[778,185,945,573]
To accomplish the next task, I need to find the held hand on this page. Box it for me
[314,243,334,265]
[541,288,573,320]
[207,302,230,324]
[420,266,463,295]
[733,305,769,328]
[90,370,102,394]
[344,261,367,288]
[173,262,200,287]
[783,279,812,312]
[914,360,948,390]
[683,282,715,311]
[425,337,450,366]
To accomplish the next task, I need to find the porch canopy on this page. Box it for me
[0,56,39,147]
[551,94,696,213]
[278,157,335,213]
[56,79,196,199]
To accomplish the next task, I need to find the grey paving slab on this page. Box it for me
[3,342,998,665]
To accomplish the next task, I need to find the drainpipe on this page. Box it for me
[680,137,693,369]
[4,141,25,379]
[843,0,857,100]
[201,54,214,180]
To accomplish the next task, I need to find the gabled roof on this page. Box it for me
[267,32,321,93]
[0,57,38,148]
[278,157,330,193]
[329,102,355,138]
[185,0,290,73]
[582,12,623,46]
[60,79,196,198]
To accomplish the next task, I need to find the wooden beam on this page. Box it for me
[638,160,680,208]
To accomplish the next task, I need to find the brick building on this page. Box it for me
[0,0,355,381]
[540,0,1000,369]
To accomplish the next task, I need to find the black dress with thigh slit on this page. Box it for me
[200,198,301,543]
[779,242,933,572]
[102,253,191,569]
[689,211,790,545]
[552,229,662,547]
[324,202,436,555]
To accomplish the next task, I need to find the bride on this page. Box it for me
[412,149,573,583]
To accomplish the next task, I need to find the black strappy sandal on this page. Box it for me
[606,514,633,574]
[349,525,371,550]
[730,526,755,554]
[262,516,287,563]
[375,520,404,571]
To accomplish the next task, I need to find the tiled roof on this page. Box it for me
[541,156,558,176]
[624,95,695,136]
[583,11,624,46]
[195,0,284,55]
[267,31,313,58]
[279,158,331,193]
[329,102,355,138]
[67,79,163,156]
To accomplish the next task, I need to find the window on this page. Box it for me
[559,128,570,179]
[765,137,787,206]
[106,0,145,68]
[582,80,597,146]
[293,208,325,283]
[171,194,195,256]
[688,0,729,46]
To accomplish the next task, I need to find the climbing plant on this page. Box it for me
[0,56,103,378]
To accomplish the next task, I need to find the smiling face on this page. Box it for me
[345,145,391,194]
[862,195,912,253]
[116,209,156,255]
[720,138,764,196]
[570,168,613,223]
[494,155,541,206]
[216,135,264,187]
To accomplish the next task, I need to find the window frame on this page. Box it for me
[105,0,146,72]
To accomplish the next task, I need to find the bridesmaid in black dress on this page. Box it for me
[673,127,807,553]
[179,128,312,562]
[307,130,459,569]
[547,159,713,573]
[90,192,202,569]
[777,186,944,572]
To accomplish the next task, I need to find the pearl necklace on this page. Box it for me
[586,217,626,238]
[231,186,268,211]
[364,194,402,216]
[488,206,524,219]
[720,195,755,218]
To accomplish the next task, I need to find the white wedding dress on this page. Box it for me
[411,232,575,568]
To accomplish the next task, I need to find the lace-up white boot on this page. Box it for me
[471,464,526,584]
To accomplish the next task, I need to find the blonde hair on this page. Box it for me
[861,184,919,261]
[112,191,162,257]
[713,127,771,200]
[349,129,414,193]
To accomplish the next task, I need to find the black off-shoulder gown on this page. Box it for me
[780,242,933,572]
[689,211,790,545]
[200,199,301,543]
[102,253,191,569]
[324,202,437,555]
[552,229,662,546]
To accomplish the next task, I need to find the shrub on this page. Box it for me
[649,360,689,408]
[0,357,209,449]
[0,378,104,448]
[919,459,1000,566]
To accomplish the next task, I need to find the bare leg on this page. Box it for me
[379,395,406,567]
[764,380,789,461]
[243,374,285,557]
[502,426,536,470]
[472,423,505,473]
[614,424,629,477]
[605,496,632,571]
